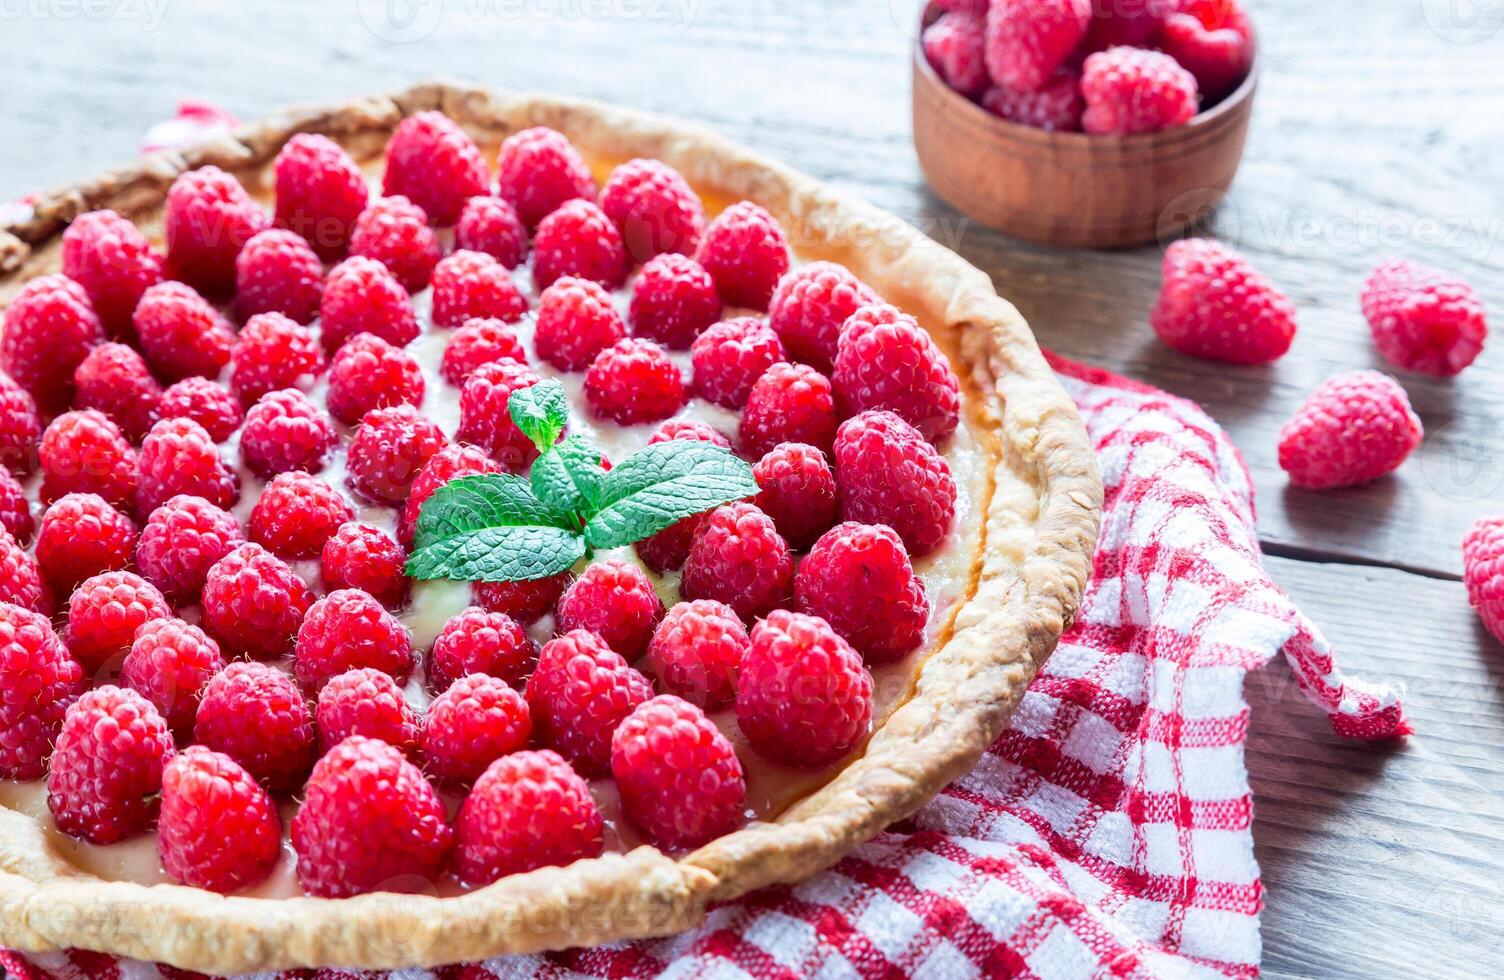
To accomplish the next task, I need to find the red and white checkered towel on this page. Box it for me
[2,353,1407,980]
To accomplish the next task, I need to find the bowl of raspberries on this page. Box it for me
[914,0,1258,247]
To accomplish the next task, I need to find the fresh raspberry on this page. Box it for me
[429,606,536,691]
[0,273,103,410]
[73,343,162,443]
[250,472,355,560]
[453,748,603,886]
[0,370,41,475]
[525,629,654,775]
[120,617,225,738]
[158,746,281,892]
[1160,0,1254,103]
[201,543,313,660]
[1082,0,1173,50]
[132,281,236,382]
[555,559,665,660]
[61,209,164,339]
[422,673,531,785]
[984,0,1091,92]
[982,71,1085,131]
[834,410,957,557]
[1080,46,1199,135]
[159,377,245,443]
[441,317,528,386]
[382,110,489,227]
[532,199,628,291]
[321,522,408,607]
[1150,238,1297,364]
[628,253,722,350]
[400,442,503,547]
[346,403,448,504]
[1361,258,1488,377]
[163,165,269,297]
[295,588,414,692]
[473,572,571,627]
[229,311,326,406]
[752,442,839,551]
[319,256,421,353]
[36,493,137,595]
[1464,517,1504,645]
[740,362,838,459]
[834,303,961,443]
[738,610,874,767]
[0,470,33,544]
[47,685,174,843]
[65,571,170,672]
[0,529,45,613]
[240,389,337,478]
[291,735,452,897]
[611,695,745,848]
[39,409,137,507]
[923,11,989,97]
[1276,371,1423,490]
[583,338,686,425]
[315,667,420,756]
[234,229,325,324]
[273,132,370,261]
[681,502,794,623]
[646,599,747,709]
[349,196,441,292]
[134,495,244,601]
[695,201,790,311]
[533,277,627,372]
[650,418,731,448]
[431,249,529,327]
[599,158,706,262]
[0,603,82,779]
[137,418,240,516]
[632,421,732,573]
[194,660,315,793]
[687,317,782,411]
[456,360,544,470]
[326,333,425,426]
[456,195,527,268]
[495,127,596,228]
[797,522,929,664]
[766,262,880,372]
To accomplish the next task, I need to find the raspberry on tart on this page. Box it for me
[47,685,175,844]
[680,502,795,623]
[319,256,421,352]
[39,410,138,508]
[158,378,245,443]
[201,543,312,661]
[441,317,529,386]
[767,260,880,373]
[599,158,707,262]
[421,673,532,786]
[240,389,338,478]
[453,749,604,886]
[555,559,666,661]
[495,126,597,227]
[401,442,504,547]
[382,110,490,227]
[0,470,34,545]
[73,343,163,443]
[326,332,426,426]
[611,695,746,849]
[0,603,83,780]
[133,281,237,382]
[135,494,245,602]
[429,605,536,691]
[194,661,315,794]
[473,573,572,627]
[249,472,356,561]
[0,273,103,411]
[137,418,240,516]
[646,598,748,710]
[232,307,329,409]
[234,228,325,325]
[0,370,42,477]
[349,195,442,293]
[456,195,528,268]
[158,746,281,893]
[456,360,544,470]
[752,442,839,552]
[431,250,529,328]
[584,338,686,425]
[834,302,961,443]
[525,628,654,775]
[273,132,369,261]
[294,588,414,693]
[629,253,722,349]
[796,522,930,664]
[534,276,628,372]
[740,362,838,458]
[321,522,408,608]
[61,209,164,340]
[315,667,421,757]
[65,571,171,673]
[695,201,790,310]
[690,316,786,410]
[36,493,137,596]
[120,617,226,739]
[532,199,629,291]
[345,403,449,504]
[0,530,46,614]
[164,165,270,298]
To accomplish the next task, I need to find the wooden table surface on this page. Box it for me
[3,1,1502,976]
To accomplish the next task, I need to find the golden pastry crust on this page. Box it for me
[0,81,1101,973]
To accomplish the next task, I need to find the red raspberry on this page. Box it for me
[646,599,747,709]
[556,559,665,660]
[273,132,370,261]
[291,735,452,897]
[295,588,414,693]
[240,389,337,478]
[159,377,245,443]
[0,529,45,612]
[752,442,838,551]
[422,673,532,785]
[680,502,795,622]
[346,403,448,504]
[1276,371,1422,490]
[650,418,731,448]
[327,333,425,426]
[695,201,790,311]
[0,273,103,410]
[121,617,225,738]
[39,409,137,508]
[1464,516,1504,645]
[834,410,957,557]
[456,195,527,268]
[133,281,235,382]
[321,522,408,607]
[767,262,880,372]
[834,303,961,443]
[1082,0,1172,50]
[229,311,326,406]
[628,253,722,350]
[137,418,240,516]
[429,606,536,691]
[0,370,41,476]
[532,199,628,291]
[349,196,441,293]
[599,158,706,262]
[982,71,1085,131]
[234,229,324,324]
[0,603,82,779]
[36,493,137,595]
[441,317,528,386]
[319,256,420,352]
[61,209,163,340]
[0,470,33,544]
[796,522,929,664]
[1161,0,1254,103]
[457,360,543,470]
[194,660,315,793]
[584,338,686,425]
[611,695,745,848]
[158,746,281,892]
[473,572,571,626]
[534,277,626,372]
[632,421,732,573]
[432,249,528,327]
[525,629,654,775]
[401,442,503,547]
[737,610,873,767]
[73,343,162,443]
[453,748,602,886]
[687,318,784,411]
[1150,238,1297,364]
[163,165,269,298]
[66,570,170,672]
[315,667,420,756]
[923,11,989,97]
[740,362,838,459]
[495,127,596,228]
[1361,258,1488,377]
[382,111,489,227]
[250,472,355,560]
[984,0,1091,92]
[1081,46,1199,135]
[47,685,174,843]
[201,543,313,660]
[135,495,244,601]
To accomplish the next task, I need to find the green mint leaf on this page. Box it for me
[507,380,569,453]
[411,473,567,552]
[583,441,760,550]
[531,435,607,526]
[406,525,585,581]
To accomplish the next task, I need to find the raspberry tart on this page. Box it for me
[0,83,1099,973]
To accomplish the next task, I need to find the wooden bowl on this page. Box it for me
[911,13,1257,249]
